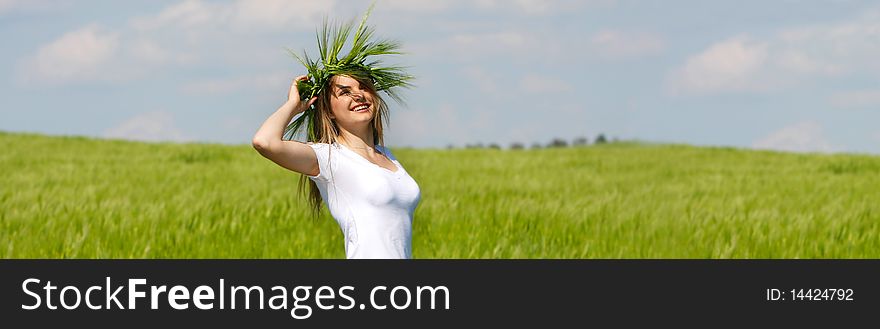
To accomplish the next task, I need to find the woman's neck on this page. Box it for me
[337,127,375,151]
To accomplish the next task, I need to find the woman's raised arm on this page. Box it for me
[252,75,319,176]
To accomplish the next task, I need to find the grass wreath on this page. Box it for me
[283,3,414,141]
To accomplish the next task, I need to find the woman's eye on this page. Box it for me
[340,90,350,95]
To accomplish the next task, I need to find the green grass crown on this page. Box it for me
[283,3,414,141]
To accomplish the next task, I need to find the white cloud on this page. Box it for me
[18,24,120,84]
[130,0,215,30]
[17,24,196,85]
[829,89,880,109]
[667,11,880,96]
[590,29,665,59]
[752,121,834,153]
[519,74,573,94]
[773,49,843,76]
[381,0,453,13]
[775,18,880,75]
[415,27,663,65]
[231,0,334,31]
[127,39,171,64]
[474,0,613,15]
[16,0,343,88]
[492,0,554,15]
[450,32,529,52]
[0,0,65,14]
[130,0,334,33]
[20,0,328,86]
[126,38,195,66]
[411,31,543,63]
[104,111,192,143]
[374,0,615,15]
[0,0,25,13]
[666,36,772,95]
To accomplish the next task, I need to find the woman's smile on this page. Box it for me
[351,102,371,113]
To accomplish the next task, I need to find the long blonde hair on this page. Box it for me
[299,74,390,218]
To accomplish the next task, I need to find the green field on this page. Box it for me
[1,131,878,258]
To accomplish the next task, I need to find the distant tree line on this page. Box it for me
[449,133,621,150]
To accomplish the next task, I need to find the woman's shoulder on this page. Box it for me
[306,141,341,150]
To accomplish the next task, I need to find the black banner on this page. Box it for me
[0,260,876,327]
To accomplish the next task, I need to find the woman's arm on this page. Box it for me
[252,75,319,176]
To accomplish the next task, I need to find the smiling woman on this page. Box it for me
[251,4,420,259]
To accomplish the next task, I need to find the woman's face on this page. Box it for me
[327,75,375,126]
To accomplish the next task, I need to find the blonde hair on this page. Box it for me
[299,74,390,219]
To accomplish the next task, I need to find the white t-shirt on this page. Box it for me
[306,141,421,259]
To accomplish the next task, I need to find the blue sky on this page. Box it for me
[1,0,879,153]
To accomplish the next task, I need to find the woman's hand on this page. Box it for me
[289,75,317,114]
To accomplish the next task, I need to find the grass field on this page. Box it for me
[1,130,879,258]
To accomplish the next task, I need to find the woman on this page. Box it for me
[251,73,421,259]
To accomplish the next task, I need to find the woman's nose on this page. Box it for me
[349,93,365,102]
